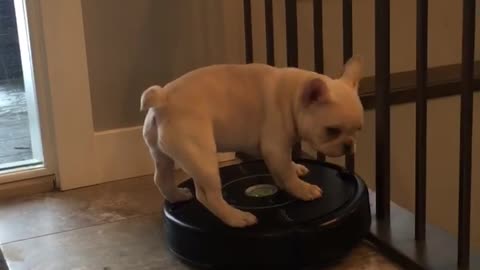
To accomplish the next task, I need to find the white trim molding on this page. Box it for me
[94,126,236,183]
[39,0,98,190]
[94,127,152,183]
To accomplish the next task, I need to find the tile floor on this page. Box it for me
[0,166,400,270]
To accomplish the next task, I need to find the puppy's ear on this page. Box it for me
[140,85,167,111]
[302,78,331,106]
[340,55,363,90]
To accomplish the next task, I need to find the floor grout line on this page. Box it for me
[0,211,163,246]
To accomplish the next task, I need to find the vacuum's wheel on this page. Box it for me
[164,159,371,269]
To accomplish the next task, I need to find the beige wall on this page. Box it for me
[81,0,230,131]
[81,0,479,131]
[80,0,480,247]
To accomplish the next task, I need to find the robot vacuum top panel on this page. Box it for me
[165,160,361,234]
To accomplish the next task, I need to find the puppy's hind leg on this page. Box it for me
[143,112,192,202]
[185,151,257,227]
[165,132,257,228]
[151,150,193,203]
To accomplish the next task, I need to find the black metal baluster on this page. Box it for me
[458,0,475,267]
[375,0,391,219]
[265,0,275,66]
[415,0,428,242]
[244,0,253,63]
[313,0,325,161]
[343,0,355,171]
[342,0,353,61]
[285,0,301,157]
[313,0,324,74]
[285,0,298,68]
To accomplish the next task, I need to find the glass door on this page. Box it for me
[0,0,53,182]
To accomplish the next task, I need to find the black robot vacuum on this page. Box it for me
[163,159,371,269]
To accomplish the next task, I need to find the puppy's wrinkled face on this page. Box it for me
[297,57,364,157]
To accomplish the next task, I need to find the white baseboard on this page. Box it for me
[94,126,236,183]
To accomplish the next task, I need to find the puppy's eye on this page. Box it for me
[326,127,341,138]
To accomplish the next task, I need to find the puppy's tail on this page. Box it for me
[140,85,168,111]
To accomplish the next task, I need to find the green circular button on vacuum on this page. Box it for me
[244,184,279,198]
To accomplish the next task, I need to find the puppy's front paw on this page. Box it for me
[221,207,258,228]
[293,162,310,177]
[285,179,323,201]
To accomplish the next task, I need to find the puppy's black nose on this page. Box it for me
[343,143,353,154]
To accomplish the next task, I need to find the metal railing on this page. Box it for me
[242,0,477,268]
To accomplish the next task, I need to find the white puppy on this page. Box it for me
[141,57,363,228]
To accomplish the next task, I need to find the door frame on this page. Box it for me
[36,0,235,190]
[37,0,101,190]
